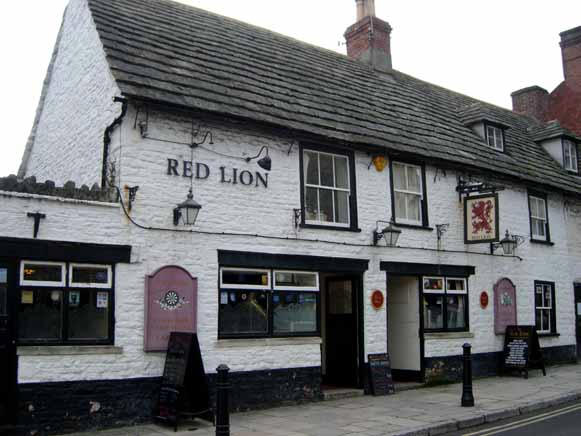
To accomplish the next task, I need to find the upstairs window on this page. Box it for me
[391,161,428,227]
[301,146,358,230]
[563,139,578,172]
[485,124,505,151]
[535,281,556,334]
[528,193,550,242]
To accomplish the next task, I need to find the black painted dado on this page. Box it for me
[17,377,161,435]
[424,345,576,384]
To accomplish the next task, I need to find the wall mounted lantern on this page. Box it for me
[173,188,202,226]
[373,219,401,247]
[490,230,524,256]
[245,146,272,171]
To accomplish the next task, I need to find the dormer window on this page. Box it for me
[485,124,505,151]
[563,139,578,172]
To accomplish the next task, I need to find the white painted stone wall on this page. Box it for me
[20,0,121,186]
[4,101,579,384]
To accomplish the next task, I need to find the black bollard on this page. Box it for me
[216,364,231,436]
[461,343,475,407]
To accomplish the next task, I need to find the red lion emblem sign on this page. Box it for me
[464,194,499,243]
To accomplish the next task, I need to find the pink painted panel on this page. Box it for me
[144,266,197,352]
[494,278,517,335]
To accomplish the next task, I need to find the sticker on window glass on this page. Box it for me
[69,291,81,307]
[230,293,236,302]
[273,295,280,303]
[220,292,228,305]
[96,292,108,309]
[22,290,34,304]
[0,269,6,283]
[50,291,61,302]
[241,293,248,301]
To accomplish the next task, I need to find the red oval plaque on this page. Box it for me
[371,290,384,310]
[480,291,489,309]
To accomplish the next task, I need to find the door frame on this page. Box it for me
[324,274,365,389]
[386,273,425,383]
[575,284,581,360]
[0,260,18,427]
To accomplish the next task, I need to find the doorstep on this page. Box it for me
[321,387,365,401]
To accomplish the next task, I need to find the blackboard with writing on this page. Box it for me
[502,326,546,379]
[156,332,214,431]
[368,353,395,396]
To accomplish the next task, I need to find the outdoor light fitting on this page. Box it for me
[490,230,524,256]
[173,189,202,226]
[245,146,272,171]
[373,219,401,247]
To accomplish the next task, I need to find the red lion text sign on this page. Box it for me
[144,266,197,352]
[464,193,500,244]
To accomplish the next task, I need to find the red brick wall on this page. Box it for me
[548,82,581,136]
[511,86,549,121]
[561,26,581,85]
[345,16,392,67]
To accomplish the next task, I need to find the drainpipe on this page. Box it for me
[101,96,128,189]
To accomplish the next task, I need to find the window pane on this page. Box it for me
[542,309,550,331]
[22,263,62,283]
[535,286,543,308]
[19,290,62,340]
[319,189,334,223]
[275,272,318,288]
[273,292,317,333]
[406,194,421,222]
[0,269,6,316]
[423,294,443,329]
[319,154,334,187]
[334,190,349,224]
[305,187,319,220]
[222,270,268,287]
[535,309,542,331]
[446,279,466,292]
[423,277,444,291]
[393,163,406,190]
[395,192,406,220]
[530,197,538,216]
[219,291,268,335]
[407,167,421,193]
[532,219,545,238]
[68,290,109,339]
[304,151,319,185]
[72,266,109,286]
[543,287,552,307]
[446,295,466,329]
[334,156,349,189]
[537,199,546,219]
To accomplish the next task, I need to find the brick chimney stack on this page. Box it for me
[511,86,549,121]
[560,26,581,86]
[345,0,392,70]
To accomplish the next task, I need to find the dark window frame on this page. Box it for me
[483,122,506,152]
[562,138,579,174]
[421,276,470,333]
[534,280,557,335]
[389,159,430,229]
[17,261,115,346]
[527,191,552,244]
[299,143,360,232]
[218,267,321,340]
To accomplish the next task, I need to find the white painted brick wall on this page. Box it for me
[4,100,580,384]
[22,0,121,186]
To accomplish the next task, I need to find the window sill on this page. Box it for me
[215,337,322,348]
[17,345,123,356]
[393,223,434,231]
[300,223,361,233]
[537,333,560,338]
[530,239,555,246]
[424,332,474,340]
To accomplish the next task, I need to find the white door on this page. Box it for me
[388,276,421,371]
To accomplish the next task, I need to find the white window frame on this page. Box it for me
[69,264,112,289]
[303,149,351,228]
[20,261,66,287]
[423,276,445,293]
[486,124,504,151]
[392,162,424,226]
[535,283,553,334]
[445,278,467,295]
[563,139,578,172]
[529,195,548,241]
[273,270,319,291]
[219,268,271,290]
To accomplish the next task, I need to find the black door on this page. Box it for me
[0,263,17,427]
[575,285,581,360]
[324,277,359,387]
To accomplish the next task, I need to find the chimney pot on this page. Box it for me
[356,0,376,21]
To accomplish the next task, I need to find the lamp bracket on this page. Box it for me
[456,177,505,202]
[134,105,150,138]
[287,141,297,155]
[124,185,139,211]
[293,208,302,228]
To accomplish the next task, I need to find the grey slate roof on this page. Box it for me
[529,121,581,143]
[87,0,581,195]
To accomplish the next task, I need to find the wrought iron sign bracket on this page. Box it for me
[456,177,505,203]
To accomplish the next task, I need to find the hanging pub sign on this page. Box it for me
[144,266,198,352]
[464,193,500,244]
[494,278,517,334]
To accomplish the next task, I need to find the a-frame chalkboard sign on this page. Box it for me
[155,332,214,431]
[502,325,546,379]
[368,353,395,396]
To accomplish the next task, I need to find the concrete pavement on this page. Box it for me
[62,364,581,436]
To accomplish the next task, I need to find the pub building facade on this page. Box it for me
[1,0,581,432]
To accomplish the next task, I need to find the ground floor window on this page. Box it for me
[422,276,468,332]
[18,261,114,344]
[535,281,556,334]
[219,268,319,338]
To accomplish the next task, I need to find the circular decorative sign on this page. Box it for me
[480,291,489,309]
[371,290,385,310]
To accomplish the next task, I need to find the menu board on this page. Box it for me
[502,326,546,379]
[156,332,213,430]
[368,353,395,396]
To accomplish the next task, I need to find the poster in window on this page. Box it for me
[69,291,81,307]
[96,292,108,309]
[22,290,34,304]
[464,193,500,244]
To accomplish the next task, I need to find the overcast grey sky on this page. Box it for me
[1,0,579,177]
